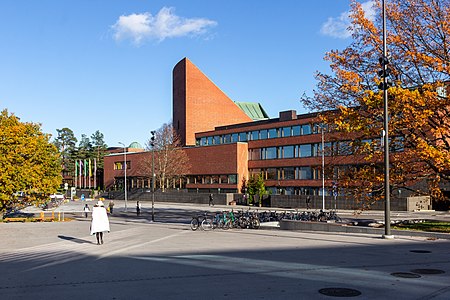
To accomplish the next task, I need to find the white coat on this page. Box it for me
[90,206,110,235]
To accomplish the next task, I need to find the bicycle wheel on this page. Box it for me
[251,218,260,229]
[222,220,231,230]
[190,218,199,231]
[201,218,213,231]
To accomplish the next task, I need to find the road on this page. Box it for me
[1,200,449,299]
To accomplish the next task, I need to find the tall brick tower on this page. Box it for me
[173,58,253,146]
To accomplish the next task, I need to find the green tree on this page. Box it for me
[77,134,92,160]
[0,109,62,212]
[247,174,267,206]
[53,127,78,178]
[91,130,108,169]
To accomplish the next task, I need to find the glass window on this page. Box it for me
[292,125,301,136]
[207,136,213,145]
[260,129,268,139]
[196,138,200,146]
[249,168,261,178]
[302,124,312,135]
[268,128,278,139]
[249,148,262,160]
[298,167,312,179]
[299,144,312,157]
[212,175,219,184]
[283,145,294,158]
[213,136,221,145]
[251,130,259,140]
[195,175,202,184]
[228,174,237,184]
[282,127,291,137]
[200,137,207,146]
[204,176,211,184]
[223,134,231,144]
[266,168,277,180]
[219,175,228,184]
[264,147,277,159]
[283,167,295,180]
[239,132,248,142]
[231,133,239,143]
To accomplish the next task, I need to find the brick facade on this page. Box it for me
[173,58,252,146]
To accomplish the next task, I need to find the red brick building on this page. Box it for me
[103,58,403,198]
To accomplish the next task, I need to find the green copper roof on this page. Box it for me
[129,141,143,149]
[235,102,269,121]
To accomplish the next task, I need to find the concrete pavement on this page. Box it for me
[1,200,450,299]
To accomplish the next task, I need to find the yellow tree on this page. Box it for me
[301,0,450,206]
[0,109,62,212]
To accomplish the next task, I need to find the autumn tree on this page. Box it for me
[145,123,190,192]
[301,0,450,206]
[0,109,62,212]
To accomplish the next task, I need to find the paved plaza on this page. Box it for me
[1,200,450,299]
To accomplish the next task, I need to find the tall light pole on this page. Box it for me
[380,0,393,238]
[150,131,156,222]
[321,124,325,210]
[118,142,128,212]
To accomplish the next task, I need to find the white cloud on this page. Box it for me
[320,1,376,39]
[112,7,217,45]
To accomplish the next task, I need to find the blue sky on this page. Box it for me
[0,0,375,148]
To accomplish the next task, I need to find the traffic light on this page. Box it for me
[150,131,156,148]
[378,56,394,90]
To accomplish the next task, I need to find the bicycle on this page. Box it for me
[190,212,211,231]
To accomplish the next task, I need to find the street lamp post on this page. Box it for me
[381,0,393,238]
[150,131,156,222]
[118,142,127,212]
[321,124,325,210]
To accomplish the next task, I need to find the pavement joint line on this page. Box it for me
[96,230,189,260]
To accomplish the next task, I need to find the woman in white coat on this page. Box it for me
[90,201,110,245]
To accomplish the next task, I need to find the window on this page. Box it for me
[223,134,231,143]
[282,167,295,180]
[268,128,278,139]
[298,167,312,179]
[239,132,248,142]
[283,145,294,158]
[220,175,228,184]
[204,176,211,184]
[264,147,277,159]
[207,136,213,145]
[212,175,219,184]
[251,130,259,140]
[299,144,312,157]
[249,168,262,178]
[231,133,239,143]
[292,125,301,136]
[200,137,207,146]
[302,124,312,135]
[213,136,221,145]
[114,162,123,170]
[249,148,262,160]
[228,174,237,184]
[260,129,268,139]
[266,168,277,180]
[282,126,291,137]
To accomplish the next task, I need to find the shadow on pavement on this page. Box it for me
[57,235,94,244]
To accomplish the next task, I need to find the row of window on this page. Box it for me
[249,167,321,181]
[248,138,405,160]
[186,174,238,185]
[196,123,327,146]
